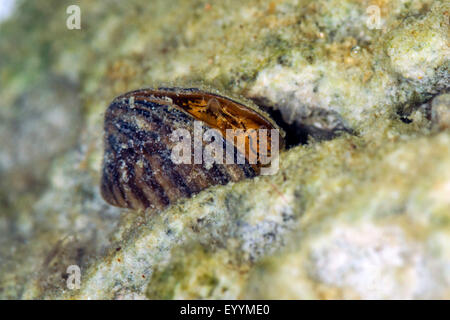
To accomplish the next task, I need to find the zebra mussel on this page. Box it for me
[100,87,284,210]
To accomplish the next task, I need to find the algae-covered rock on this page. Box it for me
[431,93,450,130]
[244,132,450,299]
[0,0,448,299]
[385,5,449,89]
[145,245,249,300]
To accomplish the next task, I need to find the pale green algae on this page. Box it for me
[0,0,448,299]
[243,130,450,299]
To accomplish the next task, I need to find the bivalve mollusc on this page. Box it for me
[100,87,285,210]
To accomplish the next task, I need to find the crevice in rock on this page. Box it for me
[396,89,449,123]
[251,97,354,149]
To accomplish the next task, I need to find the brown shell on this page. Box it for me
[100,87,284,210]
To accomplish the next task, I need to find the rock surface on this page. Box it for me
[0,0,448,299]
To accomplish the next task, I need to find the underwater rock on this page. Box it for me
[0,0,448,300]
[431,93,450,131]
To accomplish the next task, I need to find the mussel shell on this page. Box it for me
[100,88,284,210]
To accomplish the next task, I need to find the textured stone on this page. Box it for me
[0,0,448,300]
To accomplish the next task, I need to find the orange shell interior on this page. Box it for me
[123,89,281,170]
